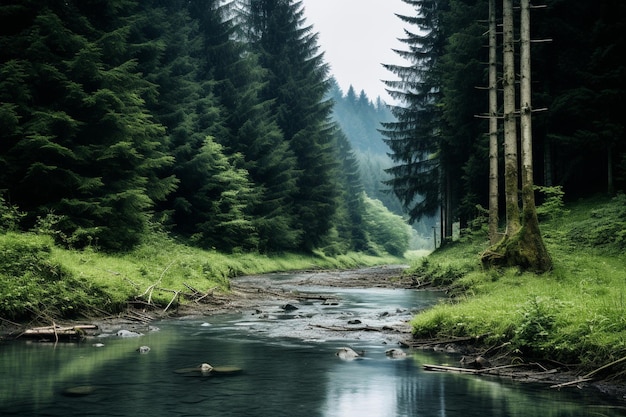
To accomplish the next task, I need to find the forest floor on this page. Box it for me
[5,265,625,404]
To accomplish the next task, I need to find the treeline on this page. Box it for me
[0,0,409,255]
[328,82,404,213]
[383,0,626,238]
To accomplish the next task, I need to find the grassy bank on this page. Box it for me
[407,194,626,374]
[0,229,401,322]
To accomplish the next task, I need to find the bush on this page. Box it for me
[0,233,108,320]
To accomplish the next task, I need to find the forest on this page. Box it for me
[383,0,626,246]
[1,0,625,259]
[0,0,411,256]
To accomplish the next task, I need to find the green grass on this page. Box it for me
[408,194,626,371]
[0,229,402,322]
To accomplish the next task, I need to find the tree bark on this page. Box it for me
[488,0,500,245]
[519,0,551,272]
[502,0,520,236]
[482,0,551,273]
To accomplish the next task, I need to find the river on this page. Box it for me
[1,268,624,416]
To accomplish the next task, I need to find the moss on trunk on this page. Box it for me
[481,206,551,273]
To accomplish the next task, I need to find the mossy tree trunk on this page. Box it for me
[482,0,551,273]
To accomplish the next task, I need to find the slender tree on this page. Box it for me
[487,0,500,244]
[517,0,551,271]
[482,0,551,272]
[501,0,520,237]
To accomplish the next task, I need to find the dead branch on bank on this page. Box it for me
[550,355,626,389]
[423,362,558,380]
[401,334,490,348]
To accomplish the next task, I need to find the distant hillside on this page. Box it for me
[328,79,437,247]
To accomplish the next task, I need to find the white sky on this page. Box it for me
[302,0,416,104]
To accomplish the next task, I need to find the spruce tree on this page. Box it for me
[382,0,447,231]
[242,0,338,251]
[1,0,176,250]
[190,0,300,252]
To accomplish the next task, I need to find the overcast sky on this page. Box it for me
[301,0,415,104]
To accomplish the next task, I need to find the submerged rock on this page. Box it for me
[336,347,364,360]
[385,348,407,359]
[174,363,243,377]
[137,346,151,354]
[116,330,143,338]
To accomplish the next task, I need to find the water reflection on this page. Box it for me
[1,283,625,416]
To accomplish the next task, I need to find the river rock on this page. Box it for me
[336,347,363,360]
[385,348,407,359]
[116,330,143,338]
[137,346,151,354]
[460,355,491,369]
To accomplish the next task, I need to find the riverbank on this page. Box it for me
[4,263,626,404]
[400,195,626,402]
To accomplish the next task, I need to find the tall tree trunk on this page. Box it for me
[488,0,500,245]
[483,0,551,273]
[519,0,551,272]
[502,0,520,236]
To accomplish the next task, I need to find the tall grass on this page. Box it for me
[409,195,626,370]
[0,228,402,321]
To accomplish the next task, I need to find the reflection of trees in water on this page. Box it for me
[395,364,612,417]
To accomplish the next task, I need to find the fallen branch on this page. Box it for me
[550,377,593,389]
[195,286,218,303]
[163,290,180,313]
[583,355,626,379]
[423,363,548,377]
[550,355,626,390]
[401,334,488,348]
[19,325,98,340]
[310,324,400,333]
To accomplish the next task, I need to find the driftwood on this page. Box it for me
[550,355,626,389]
[423,363,557,379]
[123,308,154,323]
[311,324,401,333]
[401,334,488,348]
[19,325,98,340]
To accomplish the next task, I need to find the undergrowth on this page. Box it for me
[408,194,626,371]
[0,225,400,322]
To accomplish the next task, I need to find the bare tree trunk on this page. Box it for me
[488,0,500,244]
[502,0,520,236]
[519,0,551,272]
[482,0,551,273]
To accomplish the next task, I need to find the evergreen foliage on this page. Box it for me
[383,0,626,242]
[381,0,447,226]
[242,0,339,251]
[0,0,390,256]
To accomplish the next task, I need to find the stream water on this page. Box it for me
[1,270,624,417]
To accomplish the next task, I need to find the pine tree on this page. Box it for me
[382,0,447,236]
[190,0,300,252]
[1,0,176,250]
[242,0,339,251]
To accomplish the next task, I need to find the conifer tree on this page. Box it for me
[382,0,447,233]
[242,0,338,251]
[0,0,176,250]
[190,0,300,252]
